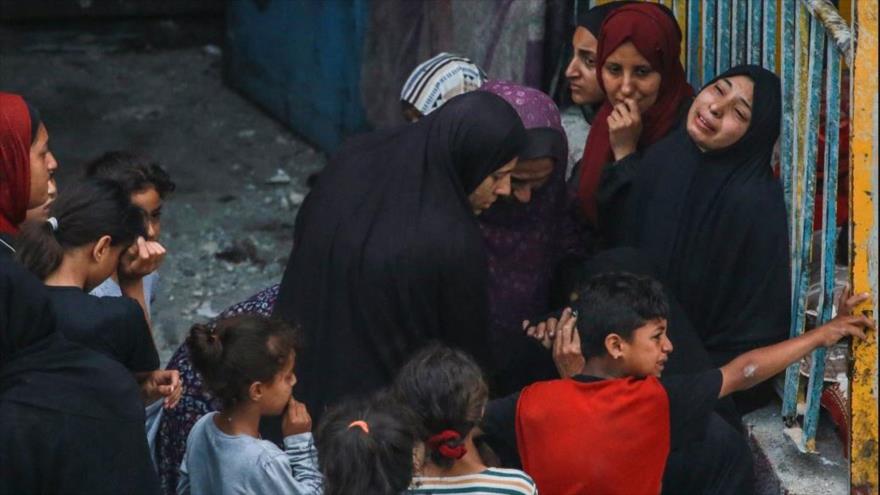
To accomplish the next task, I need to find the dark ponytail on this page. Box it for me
[16,179,145,280]
[187,315,298,410]
[315,395,417,495]
[392,344,488,469]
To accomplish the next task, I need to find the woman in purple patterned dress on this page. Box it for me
[154,284,279,494]
[477,81,589,395]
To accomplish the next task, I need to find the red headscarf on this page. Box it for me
[576,3,693,224]
[0,92,33,235]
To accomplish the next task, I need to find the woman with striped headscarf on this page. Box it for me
[400,53,488,122]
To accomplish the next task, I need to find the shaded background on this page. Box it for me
[0,0,585,363]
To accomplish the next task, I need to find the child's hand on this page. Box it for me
[118,237,166,281]
[524,311,566,349]
[552,308,584,378]
[139,369,182,408]
[836,285,871,317]
[282,397,312,437]
[815,287,874,347]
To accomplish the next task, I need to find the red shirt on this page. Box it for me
[515,376,670,495]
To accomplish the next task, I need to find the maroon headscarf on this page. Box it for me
[0,93,33,235]
[576,3,693,224]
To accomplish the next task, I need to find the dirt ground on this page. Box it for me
[1,16,326,363]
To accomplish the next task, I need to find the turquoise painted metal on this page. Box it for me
[686,0,701,88]
[780,0,805,422]
[762,0,777,70]
[801,40,841,452]
[782,11,824,425]
[748,0,762,64]
[779,0,796,224]
[224,0,370,153]
[733,0,748,65]
[701,0,717,83]
[716,0,732,73]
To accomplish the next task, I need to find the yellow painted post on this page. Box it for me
[849,0,878,493]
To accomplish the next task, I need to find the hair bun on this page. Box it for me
[187,322,225,374]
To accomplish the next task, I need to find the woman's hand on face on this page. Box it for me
[552,308,584,378]
[118,236,166,281]
[282,397,312,437]
[608,98,642,161]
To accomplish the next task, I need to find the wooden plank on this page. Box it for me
[849,0,878,491]
[778,0,796,216]
[781,0,813,423]
[799,0,853,64]
[687,0,701,87]
[802,38,840,454]
[748,0,763,64]
[716,0,732,73]
[733,0,748,66]
[702,0,717,83]
[763,0,778,70]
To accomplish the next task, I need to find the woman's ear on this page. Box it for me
[91,235,113,263]
[604,333,625,359]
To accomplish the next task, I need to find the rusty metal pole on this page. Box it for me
[849,0,878,493]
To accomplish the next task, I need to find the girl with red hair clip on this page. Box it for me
[394,345,537,495]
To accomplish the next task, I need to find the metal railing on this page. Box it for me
[586,0,877,491]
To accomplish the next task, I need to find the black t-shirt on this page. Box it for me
[46,286,159,373]
[0,233,15,258]
[481,370,723,466]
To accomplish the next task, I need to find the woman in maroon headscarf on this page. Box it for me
[575,3,692,228]
[0,92,56,256]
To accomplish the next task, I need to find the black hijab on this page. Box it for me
[576,1,635,36]
[608,65,790,358]
[0,258,159,493]
[274,92,525,417]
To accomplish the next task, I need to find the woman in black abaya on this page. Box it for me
[274,92,526,417]
[0,258,159,495]
[599,64,790,365]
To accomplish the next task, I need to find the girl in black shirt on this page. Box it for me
[16,179,179,407]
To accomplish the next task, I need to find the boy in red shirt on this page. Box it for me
[481,272,872,495]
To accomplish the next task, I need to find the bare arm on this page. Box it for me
[118,236,166,329]
[719,290,874,398]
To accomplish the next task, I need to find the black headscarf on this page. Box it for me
[274,92,525,417]
[576,1,635,37]
[604,65,790,359]
[0,257,159,494]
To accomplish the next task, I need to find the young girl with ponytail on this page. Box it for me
[178,315,321,495]
[314,395,418,495]
[15,179,179,409]
[394,345,538,494]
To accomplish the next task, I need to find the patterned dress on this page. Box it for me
[155,284,280,495]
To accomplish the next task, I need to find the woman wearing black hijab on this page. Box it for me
[0,258,159,494]
[274,92,526,417]
[599,65,790,365]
